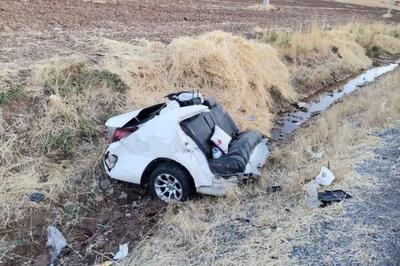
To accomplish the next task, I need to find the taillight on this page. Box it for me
[110,127,137,143]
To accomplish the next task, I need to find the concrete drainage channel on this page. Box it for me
[272,60,400,141]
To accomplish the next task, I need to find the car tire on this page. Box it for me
[148,163,193,202]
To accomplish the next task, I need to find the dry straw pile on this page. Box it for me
[97,31,296,132]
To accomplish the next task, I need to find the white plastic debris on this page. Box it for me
[304,180,320,198]
[47,226,67,264]
[311,152,323,160]
[47,95,62,105]
[304,180,321,208]
[315,166,335,186]
[303,167,336,208]
[113,243,129,260]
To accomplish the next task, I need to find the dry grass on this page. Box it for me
[339,22,400,57]
[258,24,373,93]
[97,31,296,133]
[257,22,400,95]
[124,69,400,265]
[0,31,297,235]
[335,0,400,11]
[248,4,279,11]
[0,58,127,228]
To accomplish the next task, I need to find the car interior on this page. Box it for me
[180,96,263,176]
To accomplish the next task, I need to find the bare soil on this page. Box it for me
[1,182,166,265]
[1,0,400,71]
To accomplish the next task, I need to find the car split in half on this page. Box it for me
[102,92,269,202]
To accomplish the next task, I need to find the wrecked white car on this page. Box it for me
[102,92,269,202]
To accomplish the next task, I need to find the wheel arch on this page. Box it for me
[140,158,196,190]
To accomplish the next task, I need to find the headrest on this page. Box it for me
[204,97,217,108]
[178,97,203,107]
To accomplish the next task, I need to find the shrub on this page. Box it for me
[0,83,25,106]
[41,128,75,156]
[44,63,128,97]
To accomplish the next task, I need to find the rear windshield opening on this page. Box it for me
[123,103,165,128]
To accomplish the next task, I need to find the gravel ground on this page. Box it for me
[292,126,400,265]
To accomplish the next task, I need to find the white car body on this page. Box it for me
[103,99,269,196]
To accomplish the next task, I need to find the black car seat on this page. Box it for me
[181,97,264,175]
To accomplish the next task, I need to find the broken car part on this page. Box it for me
[47,226,68,265]
[304,166,336,208]
[102,91,269,202]
[318,190,352,207]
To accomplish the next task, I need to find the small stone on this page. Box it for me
[53,26,63,32]
[47,95,62,106]
[244,115,256,121]
[38,174,48,183]
[118,192,128,200]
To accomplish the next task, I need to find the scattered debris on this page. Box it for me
[29,192,45,203]
[304,181,322,208]
[113,243,129,261]
[304,167,336,208]
[318,190,352,207]
[47,226,68,265]
[267,185,282,193]
[315,166,335,186]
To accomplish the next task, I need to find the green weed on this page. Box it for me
[44,63,128,97]
[41,128,75,155]
[0,83,25,106]
[366,45,383,58]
